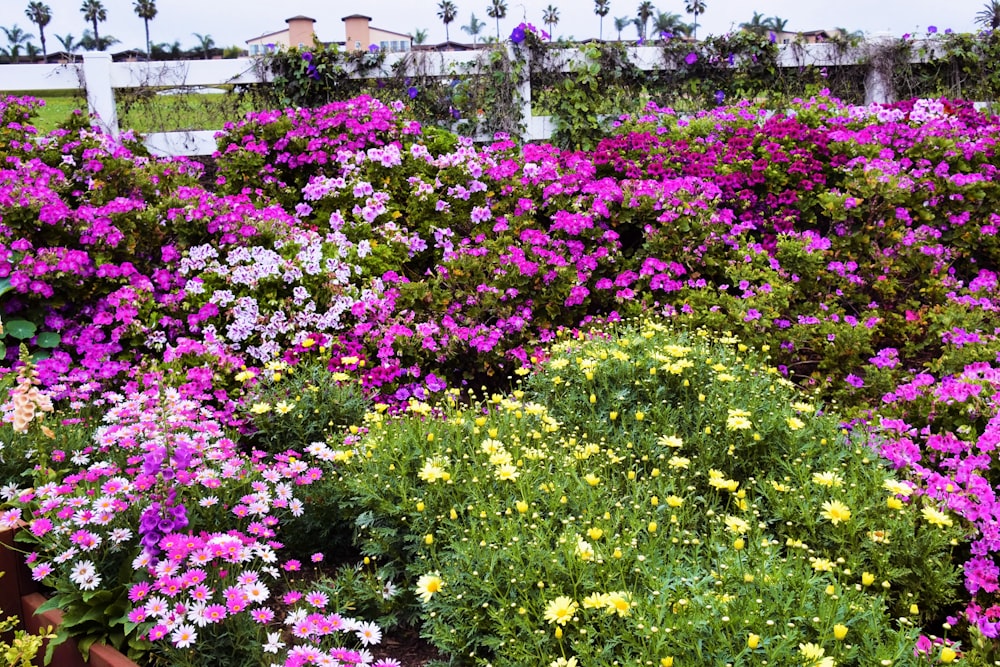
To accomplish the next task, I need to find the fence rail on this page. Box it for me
[0,41,906,157]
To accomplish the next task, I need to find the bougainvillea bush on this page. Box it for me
[3,87,1000,665]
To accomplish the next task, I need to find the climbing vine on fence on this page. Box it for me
[249,28,1000,150]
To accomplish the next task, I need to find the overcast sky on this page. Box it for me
[8,0,990,53]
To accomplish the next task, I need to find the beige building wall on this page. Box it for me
[246,16,315,55]
[343,14,411,52]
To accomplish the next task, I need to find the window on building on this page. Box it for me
[355,40,361,49]
[380,41,388,50]
[250,44,259,55]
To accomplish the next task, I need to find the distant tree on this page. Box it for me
[460,12,487,44]
[766,16,788,32]
[684,0,706,39]
[192,32,214,59]
[542,4,559,41]
[1,24,35,63]
[151,39,181,59]
[636,1,655,40]
[78,28,117,52]
[653,11,692,39]
[133,0,156,57]
[79,0,107,50]
[976,0,1000,29]
[740,11,769,36]
[25,42,41,61]
[55,32,78,60]
[437,0,458,41]
[486,0,507,39]
[24,2,51,62]
[613,15,631,40]
[594,0,610,40]
[412,28,429,44]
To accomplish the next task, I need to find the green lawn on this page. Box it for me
[4,88,254,134]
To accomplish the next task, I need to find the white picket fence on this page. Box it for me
[0,41,900,157]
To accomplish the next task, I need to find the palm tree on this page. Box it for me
[652,11,692,39]
[766,16,788,32]
[133,0,156,58]
[460,13,486,44]
[684,0,706,40]
[437,0,458,41]
[613,15,631,40]
[192,32,214,59]
[594,0,610,40]
[55,32,78,60]
[740,11,769,36]
[542,4,559,41]
[78,28,117,52]
[412,28,429,45]
[486,0,507,40]
[636,1,655,41]
[80,0,107,50]
[1,24,35,63]
[976,0,1000,29]
[24,2,51,62]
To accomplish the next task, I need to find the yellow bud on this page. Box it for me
[861,572,875,586]
[747,633,760,649]
[940,647,957,663]
[590,393,597,404]
[635,411,645,421]
[426,433,434,442]
[660,658,674,667]
[627,470,636,480]
[733,538,745,551]
[555,626,563,639]
[833,624,848,640]
[609,411,618,421]
[450,508,458,520]
[650,496,659,506]
[651,468,660,477]
[424,534,434,545]
[648,521,658,533]
[825,585,835,596]
[613,547,622,558]
[416,501,425,512]
[516,501,529,514]
[909,603,919,615]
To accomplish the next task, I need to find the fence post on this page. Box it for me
[82,51,119,137]
[863,34,897,105]
[510,44,533,142]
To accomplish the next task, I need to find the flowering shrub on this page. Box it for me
[5,89,1000,664]
[338,321,964,665]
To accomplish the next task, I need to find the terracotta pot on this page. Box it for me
[0,528,139,667]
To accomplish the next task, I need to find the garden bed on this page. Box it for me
[0,528,138,667]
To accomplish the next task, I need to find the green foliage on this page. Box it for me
[0,601,56,667]
[334,321,964,666]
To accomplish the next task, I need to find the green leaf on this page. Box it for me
[0,341,5,359]
[4,319,36,339]
[35,332,60,348]
[0,277,11,297]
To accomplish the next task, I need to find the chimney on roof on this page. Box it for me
[286,15,316,49]
[342,14,372,52]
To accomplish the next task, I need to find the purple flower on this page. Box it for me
[927,25,938,34]
[845,374,865,389]
[714,90,725,105]
[511,25,526,44]
[768,32,776,43]
[661,31,673,40]
[369,44,380,53]
[684,52,698,66]
[301,51,313,62]
[902,33,911,40]
[407,86,418,99]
